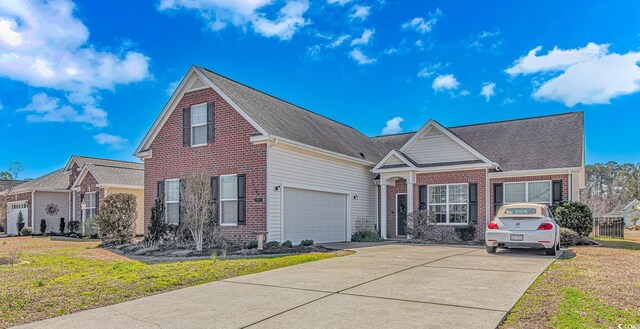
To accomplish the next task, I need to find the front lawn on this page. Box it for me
[0,237,344,328]
[501,241,640,328]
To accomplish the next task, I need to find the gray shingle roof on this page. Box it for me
[84,163,144,187]
[71,156,143,170]
[12,169,69,193]
[198,67,383,163]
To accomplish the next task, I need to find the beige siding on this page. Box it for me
[404,127,478,164]
[383,154,405,166]
[33,191,70,233]
[267,144,376,242]
[107,187,145,235]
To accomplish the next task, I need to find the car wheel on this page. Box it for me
[556,242,560,250]
[545,247,556,256]
[486,246,497,254]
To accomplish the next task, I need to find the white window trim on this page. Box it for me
[165,179,180,225]
[83,191,97,221]
[190,103,208,147]
[427,183,469,225]
[219,174,238,227]
[503,180,552,205]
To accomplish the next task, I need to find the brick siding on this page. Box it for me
[489,174,569,219]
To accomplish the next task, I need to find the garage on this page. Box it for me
[283,187,348,243]
[7,201,29,235]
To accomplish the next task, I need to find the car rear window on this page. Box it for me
[504,208,537,215]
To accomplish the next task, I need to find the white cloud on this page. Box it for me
[417,62,446,78]
[506,43,640,106]
[349,49,376,65]
[18,93,108,127]
[501,97,515,105]
[159,0,310,40]
[166,79,181,96]
[402,8,442,33]
[467,28,502,54]
[480,82,496,102]
[382,117,404,135]
[350,29,374,46]
[459,90,470,96]
[432,74,459,91]
[327,0,350,5]
[327,35,350,48]
[93,133,129,149]
[0,0,150,126]
[349,5,371,21]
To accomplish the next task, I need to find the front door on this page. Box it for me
[396,194,407,236]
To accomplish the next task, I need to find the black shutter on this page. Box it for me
[468,183,478,224]
[182,107,191,147]
[95,192,99,212]
[418,185,427,210]
[157,181,165,199]
[206,102,215,143]
[493,183,503,215]
[552,180,563,204]
[179,179,186,223]
[80,193,84,203]
[237,174,246,225]
[211,176,219,222]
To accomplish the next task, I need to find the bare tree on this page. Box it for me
[405,210,438,240]
[180,172,214,252]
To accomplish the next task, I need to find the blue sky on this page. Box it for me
[1,0,639,178]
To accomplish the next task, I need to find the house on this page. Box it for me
[1,179,27,234]
[6,156,145,236]
[135,66,585,243]
[604,199,640,227]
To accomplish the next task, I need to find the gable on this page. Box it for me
[384,154,407,166]
[404,126,481,165]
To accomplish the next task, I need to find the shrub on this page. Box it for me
[147,197,167,244]
[281,240,293,248]
[454,226,476,241]
[95,193,137,244]
[248,240,259,249]
[20,226,33,236]
[300,239,314,246]
[351,230,383,242]
[551,201,593,237]
[68,220,81,234]
[560,228,580,246]
[59,218,65,233]
[266,241,280,248]
[405,210,438,240]
[40,219,47,235]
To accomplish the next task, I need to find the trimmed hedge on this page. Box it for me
[551,201,593,237]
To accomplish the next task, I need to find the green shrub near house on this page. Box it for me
[95,193,137,244]
[551,201,593,237]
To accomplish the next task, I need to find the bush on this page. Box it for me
[248,240,259,249]
[300,239,314,246]
[68,220,81,234]
[281,240,293,248]
[95,193,137,244]
[560,228,580,246]
[351,230,383,242]
[266,241,280,248]
[20,226,33,236]
[59,218,65,233]
[454,226,476,241]
[551,201,593,237]
[40,219,46,235]
[147,197,167,244]
[405,210,438,240]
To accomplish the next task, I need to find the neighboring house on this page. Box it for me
[6,156,145,236]
[1,179,27,233]
[604,199,640,227]
[135,66,585,243]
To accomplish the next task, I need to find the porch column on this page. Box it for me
[380,183,387,239]
[406,181,414,240]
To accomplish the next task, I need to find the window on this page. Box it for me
[427,184,468,224]
[191,103,207,146]
[83,192,97,221]
[220,175,238,225]
[165,179,180,224]
[504,181,552,204]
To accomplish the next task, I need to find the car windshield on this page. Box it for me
[503,208,537,215]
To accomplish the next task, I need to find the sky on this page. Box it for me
[1,0,639,179]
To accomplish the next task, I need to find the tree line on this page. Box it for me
[582,162,640,216]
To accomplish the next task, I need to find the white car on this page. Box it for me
[486,203,560,256]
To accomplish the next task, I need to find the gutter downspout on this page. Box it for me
[31,189,35,228]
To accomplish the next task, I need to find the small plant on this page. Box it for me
[68,220,81,234]
[351,230,383,242]
[560,228,580,246]
[16,210,25,234]
[405,210,438,240]
[34,278,45,287]
[20,226,33,236]
[266,241,280,248]
[300,239,314,246]
[281,240,293,248]
[59,218,65,234]
[551,201,593,237]
[40,219,47,235]
[148,197,168,244]
[454,226,475,241]
[248,240,259,249]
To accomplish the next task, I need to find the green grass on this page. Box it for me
[0,238,343,328]
[553,288,640,329]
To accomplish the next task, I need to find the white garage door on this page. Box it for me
[283,187,347,243]
[7,201,29,235]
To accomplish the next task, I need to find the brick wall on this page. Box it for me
[144,87,267,241]
[74,171,106,223]
[489,174,569,219]
[382,169,487,241]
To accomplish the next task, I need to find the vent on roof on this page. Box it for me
[189,77,207,91]
[359,152,366,159]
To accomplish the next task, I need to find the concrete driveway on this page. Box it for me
[16,244,558,329]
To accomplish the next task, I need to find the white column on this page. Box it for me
[406,181,414,240]
[380,183,387,239]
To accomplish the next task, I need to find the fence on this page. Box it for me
[592,217,625,239]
